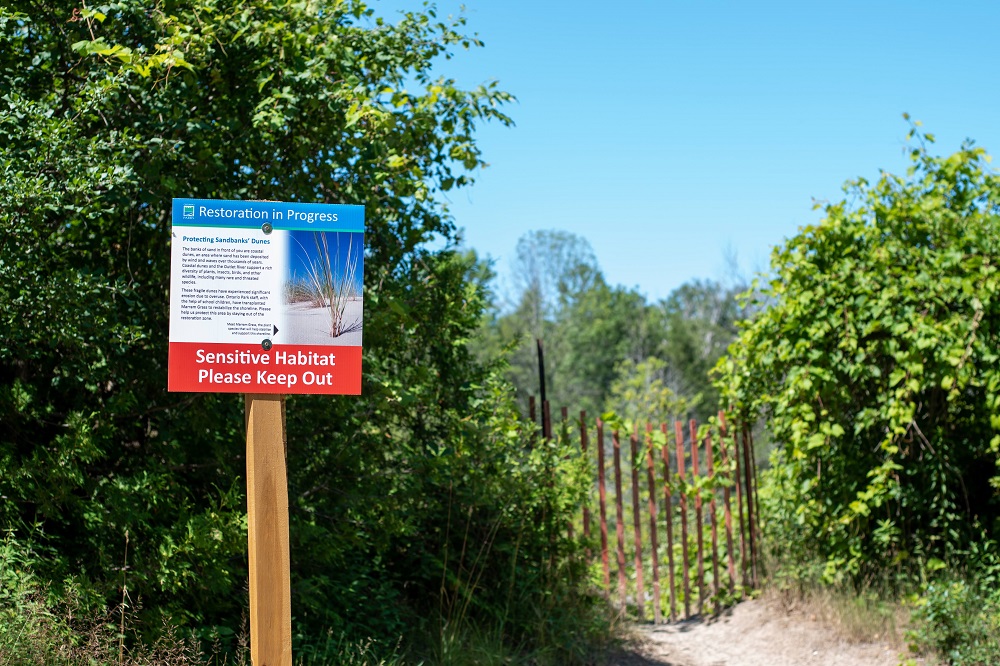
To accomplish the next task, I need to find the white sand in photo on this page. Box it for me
[281,299,363,346]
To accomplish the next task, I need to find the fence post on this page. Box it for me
[727,414,749,592]
[741,425,758,588]
[580,411,591,559]
[644,423,662,624]
[705,431,720,604]
[613,429,628,617]
[597,418,610,598]
[660,423,677,622]
[690,419,705,615]
[629,427,646,622]
[536,338,547,435]
[717,413,737,595]
[748,427,763,563]
[673,421,691,618]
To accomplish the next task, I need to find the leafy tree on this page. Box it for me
[508,230,602,334]
[480,231,657,418]
[656,279,746,421]
[716,127,1000,580]
[554,280,656,416]
[1,1,600,657]
[483,230,748,423]
[605,357,692,425]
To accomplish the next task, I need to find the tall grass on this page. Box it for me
[0,534,407,666]
[0,577,206,666]
[302,232,360,338]
[286,232,361,338]
[768,580,907,647]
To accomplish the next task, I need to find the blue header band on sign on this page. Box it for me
[171,198,365,233]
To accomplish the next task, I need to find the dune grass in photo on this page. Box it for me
[287,232,362,339]
[283,279,322,307]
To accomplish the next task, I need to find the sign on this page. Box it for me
[168,198,365,394]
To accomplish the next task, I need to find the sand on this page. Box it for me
[281,299,363,346]
[606,597,923,666]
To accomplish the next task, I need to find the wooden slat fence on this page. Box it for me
[533,401,761,622]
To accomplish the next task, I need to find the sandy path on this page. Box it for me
[608,598,918,666]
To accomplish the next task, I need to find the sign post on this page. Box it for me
[245,394,291,665]
[168,199,364,666]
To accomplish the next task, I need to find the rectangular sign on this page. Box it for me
[168,198,365,394]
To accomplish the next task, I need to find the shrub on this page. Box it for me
[716,125,1000,580]
[907,578,1000,666]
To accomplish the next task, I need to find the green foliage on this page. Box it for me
[480,230,744,421]
[1,1,605,661]
[656,280,748,421]
[508,230,603,333]
[606,357,688,424]
[716,126,1000,579]
[0,534,209,665]
[481,230,645,417]
[907,578,1000,665]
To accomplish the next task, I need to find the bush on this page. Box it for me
[716,125,1000,580]
[907,578,1000,666]
[0,534,209,665]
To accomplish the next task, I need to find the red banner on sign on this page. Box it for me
[168,342,361,394]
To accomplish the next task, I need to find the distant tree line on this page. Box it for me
[475,229,752,425]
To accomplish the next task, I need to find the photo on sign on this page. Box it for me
[284,231,364,346]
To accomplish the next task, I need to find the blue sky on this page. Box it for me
[288,231,365,293]
[372,1,1000,302]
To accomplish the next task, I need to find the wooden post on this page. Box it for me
[562,407,574,541]
[629,428,645,622]
[543,399,555,569]
[580,411,592,557]
[690,419,705,615]
[613,429,628,617]
[718,412,737,595]
[673,421,690,618]
[536,338,547,433]
[597,419,610,597]
[729,416,749,591]
[742,425,758,588]
[660,423,677,622]
[705,432,720,604]
[748,427,763,558]
[245,394,292,666]
[529,396,537,450]
[644,423,662,625]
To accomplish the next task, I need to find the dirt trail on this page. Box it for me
[609,597,920,666]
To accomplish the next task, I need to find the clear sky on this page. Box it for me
[288,231,365,294]
[371,1,1000,302]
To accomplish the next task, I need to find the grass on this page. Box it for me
[768,581,908,648]
[0,536,398,666]
[287,232,361,339]
[1,589,615,666]
[294,633,406,666]
[1,535,616,666]
[0,588,206,666]
[0,588,405,666]
[905,577,1000,666]
[761,537,1000,665]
